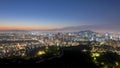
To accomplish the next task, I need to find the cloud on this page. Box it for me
[52,23,120,33]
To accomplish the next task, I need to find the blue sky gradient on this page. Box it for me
[0,0,120,32]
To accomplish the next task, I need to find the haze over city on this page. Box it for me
[0,0,120,33]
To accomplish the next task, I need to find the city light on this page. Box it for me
[91,53,100,57]
[37,51,45,55]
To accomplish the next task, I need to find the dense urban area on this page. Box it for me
[0,30,120,68]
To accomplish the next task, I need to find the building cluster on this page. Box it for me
[0,30,120,58]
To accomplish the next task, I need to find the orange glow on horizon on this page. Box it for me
[0,25,58,30]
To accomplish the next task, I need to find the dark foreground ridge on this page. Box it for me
[0,46,99,68]
[38,46,99,68]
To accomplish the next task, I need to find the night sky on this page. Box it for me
[0,0,120,33]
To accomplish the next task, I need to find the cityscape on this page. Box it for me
[0,30,120,67]
[0,0,120,68]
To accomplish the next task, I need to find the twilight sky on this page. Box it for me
[0,0,120,32]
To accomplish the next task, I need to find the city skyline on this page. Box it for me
[0,0,120,33]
